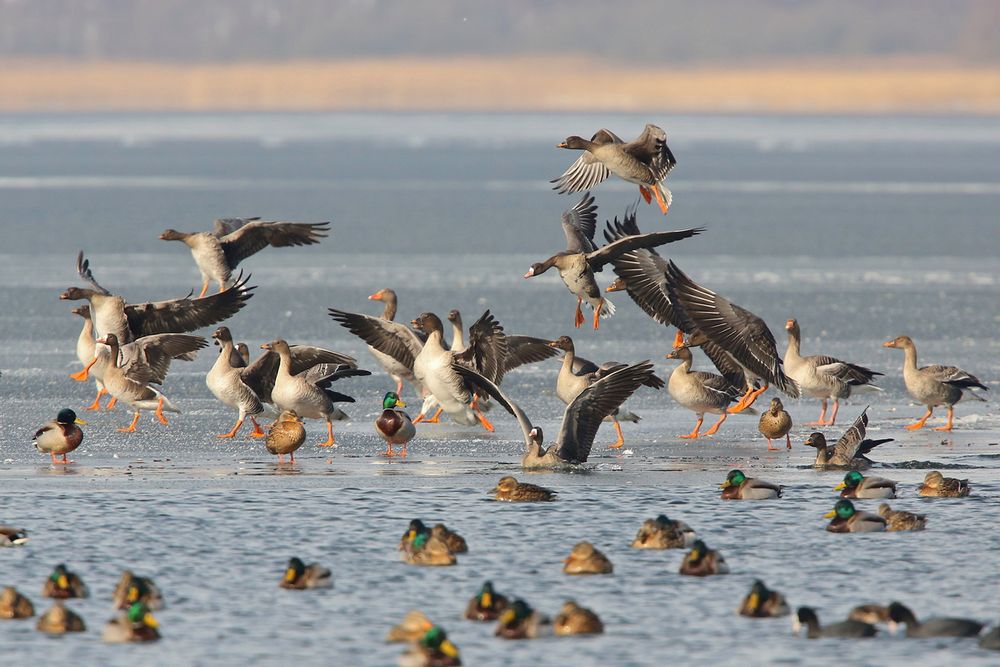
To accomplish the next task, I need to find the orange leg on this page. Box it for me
[423,407,444,424]
[383,443,395,457]
[807,400,829,426]
[592,299,603,330]
[766,438,778,451]
[217,418,243,439]
[608,419,625,449]
[638,185,652,204]
[317,420,336,447]
[154,397,169,425]
[118,411,141,433]
[277,453,284,464]
[932,406,954,432]
[672,330,685,349]
[702,412,728,436]
[70,357,97,382]
[105,396,118,410]
[905,408,933,431]
[827,399,840,426]
[651,184,670,214]
[249,417,266,438]
[574,298,585,328]
[729,383,768,414]
[50,452,59,464]
[59,453,73,465]
[289,450,295,463]
[85,387,107,411]
[198,281,209,299]
[679,416,703,439]
[474,404,494,432]
[399,444,408,457]
[395,379,404,395]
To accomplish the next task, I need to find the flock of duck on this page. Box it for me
[8,123,996,660]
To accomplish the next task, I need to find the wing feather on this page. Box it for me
[124,273,255,337]
[329,308,423,371]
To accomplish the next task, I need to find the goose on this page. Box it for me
[102,602,160,643]
[0,525,28,547]
[552,124,677,215]
[263,339,369,447]
[802,407,893,469]
[719,469,782,500]
[453,359,657,468]
[35,602,85,634]
[835,471,897,499]
[0,587,34,619]
[824,499,886,533]
[877,504,927,531]
[364,288,426,395]
[279,557,332,589]
[758,397,793,450]
[206,326,268,438]
[663,260,798,413]
[70,304,110,410]
[738,580,790,618]
[793,607,876,639]
[548,335,663,448]
[887,602,983,638]
[665,344,742,439]
[464,582,509,622]
[524,194,701,329]
[563,542,613,575]
[399,626,461,666]
[784,319,882,426]
[883,335,988,431]
[33,409,85,465]
[97,334,182,432]
[553,601,604,635]
[160,217,329,297]
[917,471,970,497]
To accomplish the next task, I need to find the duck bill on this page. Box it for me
[394,399,407,408]
[439,639,459,658]
[719,481,731,489]
[823,510,836,519]
[58,574,69,589]
[746,593,760,612]
[143,612,159,629]
[481,592,492,608]
[833,482,846,490]
[284,568,297,583]
[499,609,515,624]
[74,418,87,425]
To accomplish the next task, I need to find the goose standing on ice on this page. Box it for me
[95,334,182,433]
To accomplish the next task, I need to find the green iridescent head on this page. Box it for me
[127,602,158,628]
[842,471,864,488]
[721,469,746,489]
[382,391,404,410]
[830,499,856,519]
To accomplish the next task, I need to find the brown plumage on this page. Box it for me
[0,586,34,619]
[431,524,467,553]
[848,604,891,624]
[491,476,555,502]
[553,600,604,635]
[42,564,88,599]
[563,541,613,575]
[679,540,729,576]
[918,471,970,497]
[738,580,790,618]
[878,503,928,531]
[463,582,508,621]
[630,515,695,549]
[758,397,793,450]
[266,409,306,463]
[386,610,434,642]
[35,602,85,634]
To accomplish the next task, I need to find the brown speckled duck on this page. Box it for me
[630,514,696,549]
[35,601,85,634]
[877,504,927,531]
[491,476,555,502]
[386,610,434,642]
[266,410,306,463]
[464,581,508,621]
[0,586,34,619]
[431,524,467,553]
[758,398,792,450]
[563,542,613,575]
[375,391,415,457]
[679,540,729,576]
[918,471,970,497]
[554,600,604,635]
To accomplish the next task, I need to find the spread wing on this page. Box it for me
[831,407,870,464]
[241,345,354,403]
[550,129,622,194]
[555,361,656,463]
[124,273,255,337]
[455,310,508,384]
[587,227,703,272]
[560,192,598,254]
[219,220,330,268]
[329,308,423,371]
[313,365,372,404]
[624,123,676,183]
[212,217,260,237]
[451,363,533,448]
[502,335,560,373]
[664,261,798,397]
[126,334,208,385]
[76,251,111,295]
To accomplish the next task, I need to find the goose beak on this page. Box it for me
[260,343,271,350]
[883,340,896,348]
[606,279,625,293]
[556,142,568,148]
[784,319,794,330]
[665,350,679,359]
[523,268,534,278]
[368,291,383,300]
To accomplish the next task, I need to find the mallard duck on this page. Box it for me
[784,319,882,426]
[835,471,898,499]
[491,476,555,502]
[399,520,456,566]
[376,391,415,457]
[794,607,876,638]
[803,408,893,469]
[398,626,461,667]
[918,471,970,497]
[563,541,613,575]
[160,217,329,297]
[35,601,85,634]
[495,599,549,640]
[33,408,85,465]
[525,194,700,329]
[848,604,890,624]
[720,469,782,500]
[877,504,927,532]
[463,581,508,621]
[279,557,332,589]
[266,410,305,463]
[554,600,604,635]
[679,540,729,576]
[630,514,696,549]
[824,500,886,533]
[0,586,34,618]
[102,602,160,643]
[431,524,467,553]
[884,335,988,431]
[96,333,182,433]
[42,564,88,599]
[386,610,434,642]
[738,580,790,618]
[980,625,1000,650]
[111,571,163,610]
[665,345,741,438]
[0,525,28,547]
[887,601,983,637]
[552,124,676,215]
[758,397,793,450]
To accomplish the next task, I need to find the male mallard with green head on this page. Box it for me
[102,602,160,643]
[835,471,897,499]
[679,540,729,576]
[719,469,782,500]
[399,625,461,666]
[42,564,88,599]
[376,391,415,457]
[738,580,789,617]
[464,581,508,621]
[280,557,332,589]
[33,409,85,465]
[824,499,886,533]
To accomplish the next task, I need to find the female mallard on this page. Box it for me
[35,602,85,634]
[464,581,508,621]
[42,564,88,599]
[630,514,696,549]
[679,540,729,576]
[495,599,549,640]
[877,504,927,532]
[491,476,555,502]
[758,398,793,450]
[794,607,876,639]
[376,391,415,457]
[554,600,603,635]
[0,586,34,618]
[102,602,160,643]
[266,410,306,463]
[399,520,456,567]
[835,471,897,499]
[887,601,983,637]
[398,626,461,667]
[386,610,433,642]
[280,557,332,589]
[918,471,970,497]
[720,469,782,500]
[824,500,886,533]
[0,525,28,547]
[33,409,85,465]
[883,335,987,431]
[111,571,164,610]
[431,524,467,553]
[738,580,790,618]
[563,541,613,575]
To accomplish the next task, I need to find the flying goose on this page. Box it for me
[802,407,893,469]
[784,318,882,426]
[883,335,987,432]
[524,194,701,329]
[453,359,657,468]
[552,124,677,215]
[160,217,329,297]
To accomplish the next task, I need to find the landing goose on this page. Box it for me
[552,124,677,215]
[96,334,182,432]
[160,217,329,297]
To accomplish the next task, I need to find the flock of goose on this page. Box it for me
[11,123,996,660]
